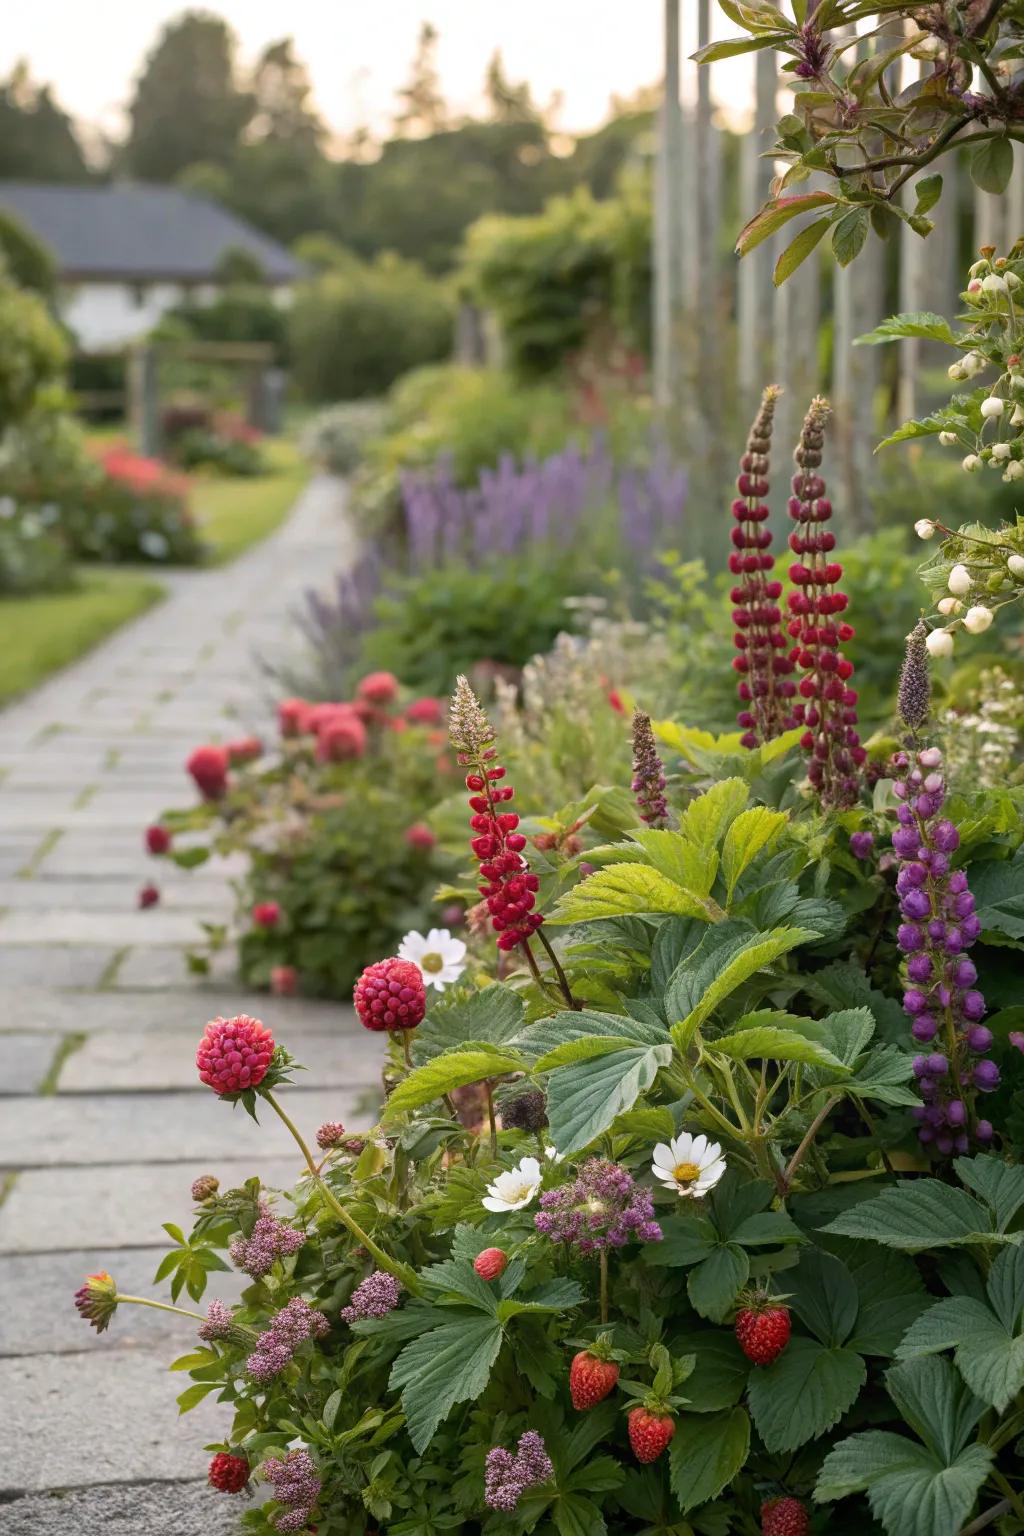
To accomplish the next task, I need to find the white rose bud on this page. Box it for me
[964,351,987,377]
[992,441,1012,461]
[1007,554,1024,578]
[926,628,955,659]
[1007,272,1022,291]
[1004,461,1024,483]
[914,518,937,539]
[937,597,962,616]
[983,272,1008,294]
[948,564,972,595]
[938,431,958,446]
[1011,403,1024,426]
[962,454,982,473]
[981,396,1005,419]
[964,604,994,635]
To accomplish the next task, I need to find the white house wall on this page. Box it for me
[60,282,188,351]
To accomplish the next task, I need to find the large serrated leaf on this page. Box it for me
[389,1314,503,1451]
[412,984,526,1064]
[668,1406,750,1511]
[550,863,717,925]
[815,1430,992,1536]
[720,806,787,901]
[671,926,815,1047]
[712,1024,847,1070]
[383,1046,524,1118]
[855,310,956,346]
[747,1336,866,1451]
[823,1180,998,1251]
[545,1042,674,1155]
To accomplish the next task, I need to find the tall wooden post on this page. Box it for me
[654,0,684,411]
[737,14,779,421]
[129,344,161,458]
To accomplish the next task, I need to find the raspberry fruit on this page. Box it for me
[627,1407,675,1463]
[316,712,367,762]
[252,901,281,928]
[186,744,229,801]
[354,958,426,1032]
[316,1121,346,1151]
[569,1351,619,1410]
[145,824,171,855]
[761,1496,810,1536]
[138,883,160,909]
[196,1014,275,1094]
[190,1174,219,1202]
[474,1248,508,1281]
[208,1451,249,1494]
[735,1299,792,1365]
[358,670,399,705]
[271,964,299,996]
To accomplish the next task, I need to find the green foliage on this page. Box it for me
[0,210,56,297]
[289,255,454,403]
[0,280,67,429]
[0,63,88,182]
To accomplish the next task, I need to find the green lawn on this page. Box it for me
[0,569,164,706]
[193,438,310,564]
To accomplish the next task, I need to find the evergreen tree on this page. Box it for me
[0,63,88,182]
[393,22,448,137]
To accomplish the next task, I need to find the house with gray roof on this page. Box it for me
[0,182,302,351]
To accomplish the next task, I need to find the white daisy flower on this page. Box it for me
[397,927,467,991]
[544,1145,565,1163]
[651,1133,727,1199]
[482,1156,543,1213]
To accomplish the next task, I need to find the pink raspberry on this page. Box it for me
[315,712,367,762]
[278,697,309,737]
[404,822,436,851]
[252,901,281,928]
[353,957,426,1032]
[138,883,160,909]
[405,696,442,726]
[226,735,262,765]
[357,670,399,705]
[196,1014,275,1094]
[316,1120,345,1150]
[271,964,299,996]
[145,824,171,855]
[186,744,229,801]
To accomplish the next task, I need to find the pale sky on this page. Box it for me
[0,2,749,145]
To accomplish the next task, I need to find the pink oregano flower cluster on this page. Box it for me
[262,1448,322,1532]
[246,1297,329,1384]
[484,1430,554,1512]
[341,1270,403,1322]
[534,1158,662,1253]
[228,1204,305,1280]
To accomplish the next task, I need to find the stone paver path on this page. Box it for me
[0,477,383,1532]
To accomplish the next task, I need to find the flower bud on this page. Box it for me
[914,519,936,540]
[981,396,1005,420]
[1007,554,1024,579]
[938,431,958,446]
[1004,460,1024,482]
[963,605,994,635]
[947,565,972,595]
[992,441,1012,461]
[982,272,1008,294]
[937,597,961,616]
[963,351,987,377]
[962,454,982,473]
[926,628,954,659]
[1011,403,1024,426]
[948,362,967,381]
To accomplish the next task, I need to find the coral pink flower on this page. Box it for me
[74,1270,118,1332]
[252,901,281,929]
[358,670,399,706]
[316,713,367,762]
[405,696,443,726]
[186,744,229,801]
[278,698,309,737]
[404,822,436,851]
[145,824,171,855]
[226,736,262,765]
[138,883,160,909]
[270,964,299,996]
[353,957,426,1031]
[196,1015,275,1094]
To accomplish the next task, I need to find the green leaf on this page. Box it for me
[550,863,717,925]
[954,1153,1024,1231]
[914,173,943,216]
[693,31,788,63]
[823,1179,998,1251]
[687,1243,749,1322]
[322,1388,343,1431]
[845,1247,928,1358]
[712,1024,846,1070]
[896,1295,1024,1413]
[545,1041,674,1155]
[389,1314,503,1452]
[843,1045,919,1107]
[886,1356,985,1465]
[854,311,957,347]
[382,1047,524,1119]
[668,1407,750,1511]
[418,1258,498,1314]
[633,827,719,901]
[832,207,869,267]
[552,1493,605,1536]
[413,984,526,1064]
[814,1430,993,1536]
[176,1381,216,1414]
[671,926,815,1047]
[720,807,787,902]
[669,1330,750,1411]
[747,1336,866,1452]
[967,853,1024,940]
[972,136,1014,195]
[786,1247,859,1347]
[985,1241,1024,1333]
[646,1212,718,1267]
[678,777,750,853]
[774,218,831,285]
[736,191,838,256]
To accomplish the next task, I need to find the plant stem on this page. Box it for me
[780,1095,841,1194]
[402,1031,413,1069]
[962,1500,1011,1536]
[522,940,565,1007]
[535,928,581,1010]
[599,1249,609,1326]
[990,1470,1024,1524]
[484,1081,498,1158]
[115,1295,205,1323]
[263,1090,421,1294]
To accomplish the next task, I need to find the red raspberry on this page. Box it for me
[761,1496,810,1536]
[316,1121,346,1150]
[405,822,436,851]
[315,712,367,762]
[186,744,229,801]
[353,958,426,1032]
[208,1451,249,1493]
[357,670,399,705]
[252,901,281,928]
[138,883,160,909]
[627,1407,675,1463]
[196,1014,275,1094]
[145,824,171,855]
[405,696,443,726]
[270,964,299,996]
[473,1248,508,1281]
[735,1301,791,1365]
[569,1351,619,1410]
[278,697,308,737]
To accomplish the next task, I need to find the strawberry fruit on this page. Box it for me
[627,1406,675,1463]
[761,1495,810,1536]
[473,1247,508,1281]
[569,1350,619,1410]
[735,1298,791,1366]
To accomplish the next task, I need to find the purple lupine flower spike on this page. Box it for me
[631,710,669,827]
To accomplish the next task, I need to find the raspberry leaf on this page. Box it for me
[388,1313,503,1452]
[747,1336,866,1451]
[668,1405,751,1512]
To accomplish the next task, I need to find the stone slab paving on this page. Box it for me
[0,477,376,1523]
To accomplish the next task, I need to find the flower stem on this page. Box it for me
[522,939,565,1007]
[599,1249,609,1326]
[263,1090,421,1294]
[402,1031,413,1069]
[115,1295,205,1322]
[535,927,581,1010]
[484,1081,498,1158]
[780,1095,841,1194]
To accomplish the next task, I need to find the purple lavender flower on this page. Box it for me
[341,1270,403,1322]
[262,1449,322,1531]
[246,1298,329,1384]
[484,1431,553,1512]
[850,831,874,860]
[631,710,669,827]
[229,1206,305,1281]
[534,1159,662,1253]
[892,744,995,1151]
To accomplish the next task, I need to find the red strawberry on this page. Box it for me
[627,1406,675,1463]
[473,1248,508,1281]
[569,1350,619,1410]
[761,1495,810,1536]
[735,1300,791,1365]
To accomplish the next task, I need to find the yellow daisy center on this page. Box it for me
[673,1161,701,1185]
[420,951,444,973]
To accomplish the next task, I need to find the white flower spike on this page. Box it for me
[397,928,467,992]
[482,1156,543,1213]
[651,1133,727,1200]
